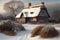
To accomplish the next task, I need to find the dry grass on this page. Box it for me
[31,25,44,37]
[40,25,59,38]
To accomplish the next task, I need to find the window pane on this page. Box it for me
[25,12,28,17]
[30,12,34,14]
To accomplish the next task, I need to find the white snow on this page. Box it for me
[0,23,60,40]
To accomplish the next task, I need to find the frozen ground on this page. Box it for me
[0,23,60,40]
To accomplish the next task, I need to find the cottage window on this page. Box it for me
[25,12,28,17]
[25,12,28,14]
[30,12,34,14]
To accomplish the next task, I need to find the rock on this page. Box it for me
[31,25,44,37]
[40,25,59,38]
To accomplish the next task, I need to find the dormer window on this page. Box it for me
[25,12,28,17]
[30,12,34,14]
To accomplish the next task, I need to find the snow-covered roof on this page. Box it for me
[16,7,41,18]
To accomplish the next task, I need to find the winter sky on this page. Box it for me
[22,0,60,4]
[0,0,60,13]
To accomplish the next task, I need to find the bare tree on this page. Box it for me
[4,0,24,16]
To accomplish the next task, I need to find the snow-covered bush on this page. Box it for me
[0,20,15,36]
[0,19,25,36]
[0,20,13,31]
[40,25,59,38]
[12,22,25,31]
[31,25,44,37]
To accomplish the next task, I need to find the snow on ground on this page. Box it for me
[0,23,60,40]
[0,24,38,40]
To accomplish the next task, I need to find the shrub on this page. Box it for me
[40,25,59,38]
[0,19,25,36]
[31,25,44,37]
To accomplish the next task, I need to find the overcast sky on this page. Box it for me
[22,0,60,4]
[0,0,60,13]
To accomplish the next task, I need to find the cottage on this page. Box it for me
[16,2,50,23]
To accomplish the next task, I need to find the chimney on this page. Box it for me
[28,2,32,8]
[40,2,45,8]
[41,2,45,5]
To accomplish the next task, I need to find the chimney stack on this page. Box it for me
[28,2,31,8]
[40,2,45,8]
[41,2,45,5]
